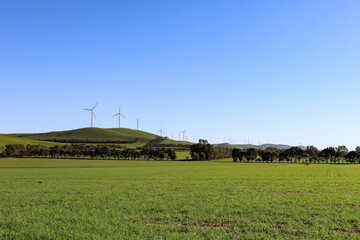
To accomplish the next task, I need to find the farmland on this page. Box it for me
[1,159,360,239]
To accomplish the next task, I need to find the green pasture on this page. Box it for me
[1,159,360,239]
[8,128,156,143]
[162,139,193,145]
[1,127,193,148]
[0,135,59,147]
[175,151,191,160]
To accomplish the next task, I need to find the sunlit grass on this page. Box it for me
[1,159,360,239]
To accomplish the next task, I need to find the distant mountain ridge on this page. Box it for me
[216,143,306,150]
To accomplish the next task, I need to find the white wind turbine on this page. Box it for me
[113,106,126,128]
[180,129,186,141]
[157,126,165,137]
[83,103,97,128]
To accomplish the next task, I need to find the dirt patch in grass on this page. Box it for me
[179,219,245,233]
[280,190,302,194]
[334,228,360,235]
[302,220,312,226]
[270,221,289,228]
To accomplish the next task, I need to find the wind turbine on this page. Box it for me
[113,107,125,128]
[180,129,186,141]
[157,126,164,137]
[136,119,139,130]
[83,103,97,128]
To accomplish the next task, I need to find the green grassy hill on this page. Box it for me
[1,128,192,148]
[0,135,59,147]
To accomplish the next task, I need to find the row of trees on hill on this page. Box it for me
[1,144,177,160]
[232,145,360,164]
[190,139,232,160]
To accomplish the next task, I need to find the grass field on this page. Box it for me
[1,127,193,148]
[175,151,191,160]
[8,128,158,143]
[0,135,61,147]
[1,159,360,239]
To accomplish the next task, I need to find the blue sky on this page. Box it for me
[1,0,360,149]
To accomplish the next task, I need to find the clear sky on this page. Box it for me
[1,0,360,149]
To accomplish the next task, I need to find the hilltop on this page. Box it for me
[1,128,192,148]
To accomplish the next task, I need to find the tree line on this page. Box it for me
[3,141,360,163]
[0,144,177,161]
[232,145,360,164]
[190,139,233,160]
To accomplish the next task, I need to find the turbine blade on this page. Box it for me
[83,109,91,111]
[92,103,98,110]
[113,113,119,117]
[121,114,126,118]
[93,113,97,119]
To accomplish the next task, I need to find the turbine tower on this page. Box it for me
[157,126,164,137]
[180,129,186,141]
[137,119,139,130]
[113,107,125,128]
[83,103,97,128]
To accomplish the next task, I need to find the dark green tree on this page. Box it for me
[246,148,258,162]
[320,147,336,164]
[335,145,348,164]
[345,151,357,164]
[306,146,319,163]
